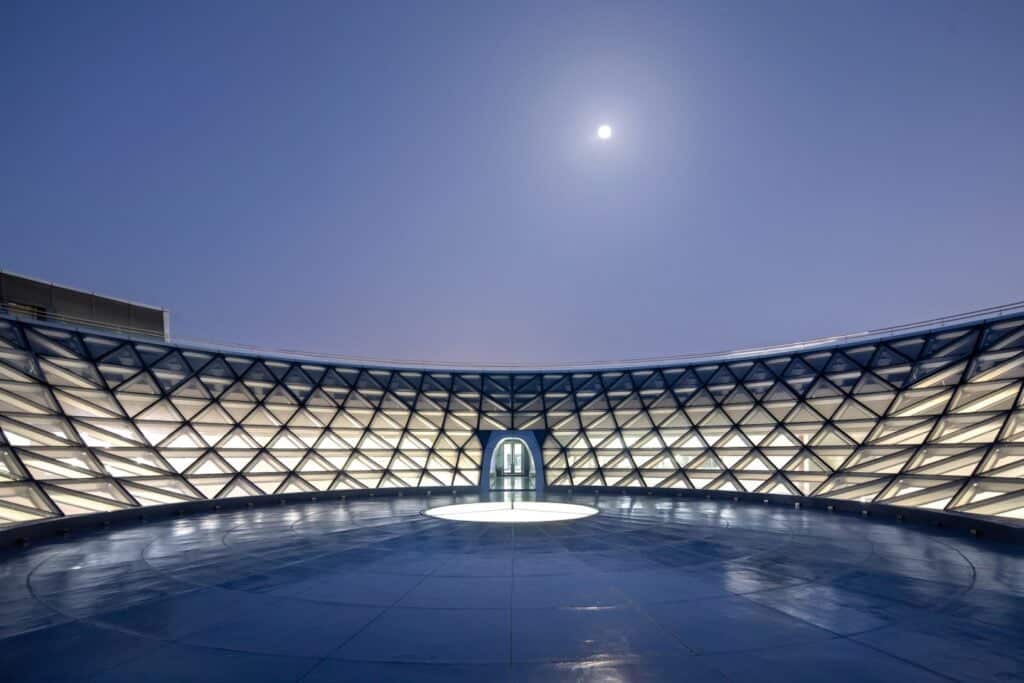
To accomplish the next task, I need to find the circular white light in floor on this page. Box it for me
[424,501,598,523]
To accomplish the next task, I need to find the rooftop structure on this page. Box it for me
[0,271,167,340]
[1,300,1023,530]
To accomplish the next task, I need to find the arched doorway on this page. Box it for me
[488,437,536,491]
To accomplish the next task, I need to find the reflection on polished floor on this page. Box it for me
[487,475,534,491]
[0,492,1022,682]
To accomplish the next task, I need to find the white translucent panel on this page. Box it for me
[784,473,828,495]
[739,428,770,445]
[227,427,269,447]
[981,320,1024,351]
[620,431,648,448]
[297,453,334,472]
[905,446,983,477]
[94,454,164,478]
[758,475,799,495]
[242,452,286,473]
[761,429,797,448]
[270,452,305,470]
[193,423,232,447]
[831,401,872,421]
[19,451,102,480]
[39,358,100,388]
[266,430,304,450]
[930,415,1005,445]
[364,454,392,469]
[815,474,890,502]
[359,433,391,450]
[787,423,823,445]
[185,475,232,498]
[833,421,875,443]
[390,470,420,487]
[735,452,774,472]
[172,377,211,400]
[868,418,935,446]
[717,431,750,449]
[159,450,204,473]
[707,475,740,492]
[0,481,55,511]
[0,383,55,414]
[162,427,207,449]
[170,397,210,420]
[244,473,286,494]
[217,453,254,470]
[1002,412,1024,442]
[57,388,126,418]
[641,454,677,470]
[542,469,567,485]
[242,406,280,430]
[889,388,954,418]
[950,479,1024,518]
[76,419,145,447]
[716,451,746,468]
[810,426,855,448]
[278,475,315,494]
[217,477,262,498]
[424,469,453,486]
[736,473,771,491]
[447,431,476,449]
[969,351,1024,383]
[845,449,913,475]
[319,451,353,469]
[222,401,256,422]
[122,477,201,504]
[43,481,134,515]
[807,450,848,471]
[118,372,162,395]
[0,500,56,524]
[0,348,41,379]
[186,453,234,476]
[1,418,67,447]
[876,477,963,510]
[979,445,1024,477]
[782,452,828,473]
[136,421,181,446]
[0,448,27,481]
[264,405,296,424]
[950,381,1020,414]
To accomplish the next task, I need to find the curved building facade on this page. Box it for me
[1,309,1024,529]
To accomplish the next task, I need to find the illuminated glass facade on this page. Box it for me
[2,311,1024,528]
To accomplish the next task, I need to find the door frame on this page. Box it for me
[479,430,545,495]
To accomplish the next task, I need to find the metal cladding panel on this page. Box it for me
[0,272,166,339]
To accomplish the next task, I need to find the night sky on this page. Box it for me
[3,1,1023,365]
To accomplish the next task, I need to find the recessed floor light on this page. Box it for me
[424,501,598,523]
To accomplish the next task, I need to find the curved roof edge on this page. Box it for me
[3,299,1024,372]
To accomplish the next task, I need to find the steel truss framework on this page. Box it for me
[1,313,1024,528]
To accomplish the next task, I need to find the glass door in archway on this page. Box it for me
[489,437,536,491]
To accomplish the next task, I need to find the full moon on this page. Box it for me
[597,124,613,140]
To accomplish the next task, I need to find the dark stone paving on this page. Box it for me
[0,492,1021,682]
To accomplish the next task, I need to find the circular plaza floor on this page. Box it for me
[0,492,1021,682]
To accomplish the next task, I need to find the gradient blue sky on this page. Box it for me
[2,1,1023,364]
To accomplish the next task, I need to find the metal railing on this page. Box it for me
[3,299,1024,371]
